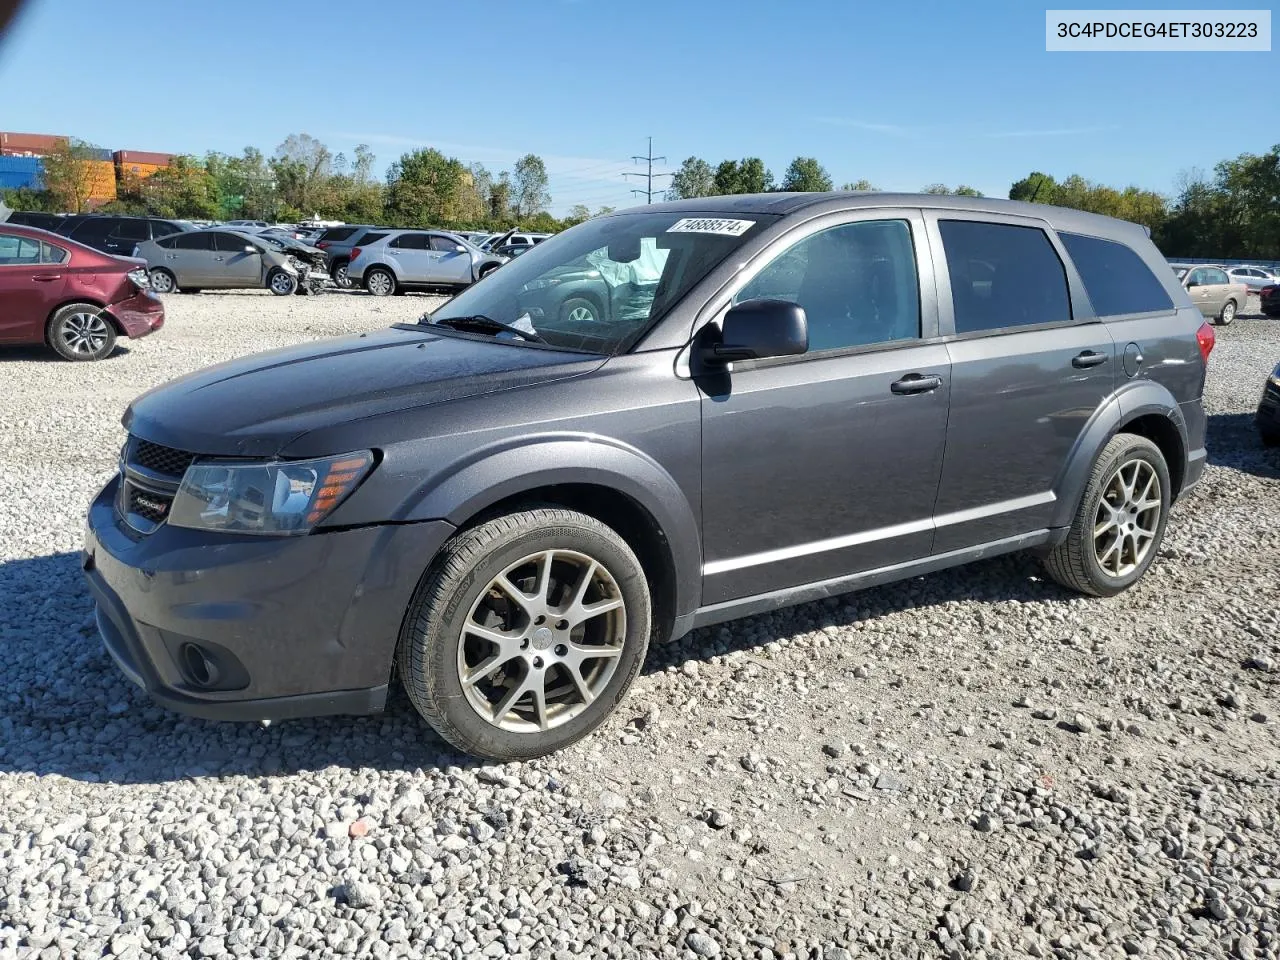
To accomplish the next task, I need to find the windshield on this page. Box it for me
[429,211,776,353]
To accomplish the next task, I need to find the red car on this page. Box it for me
[0,222,164,361]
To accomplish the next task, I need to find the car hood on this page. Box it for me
[124,324,605,457]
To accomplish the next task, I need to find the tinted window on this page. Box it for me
[111,219,149,241]
[429,235,463,252]
[0,232,41,264]
[1060,232,1173,317]
[68,218,114,241]
[735,219,921,351]
[171,232,213,251]
[155,236,177,249]
[150,220,182,238]
[940,220,1072,333]
[320,227,358,243]
[41,241,69,264]
[357,232,388,246]
[214,232,255,252]
[390,233,429,250]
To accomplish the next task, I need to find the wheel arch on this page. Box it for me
[46,298,124,337]
[1051,381,1190,528]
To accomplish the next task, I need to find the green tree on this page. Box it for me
[780,156,833,192]
[840,179,879,191]
[271,133,334,216]
[1008,171,1057,203]
[384,147,472,226]
[1,186,59,212]
[40,138,108,213]
[713,158,774,194]
[922,183,983,197]
[205,148,277,220]
[512,154,550,218]
[110,156,218,219]
[668,156,715,199]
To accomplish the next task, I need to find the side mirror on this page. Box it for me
[243,245,256,253]
[454,244,467,253]
[701,299,808,365]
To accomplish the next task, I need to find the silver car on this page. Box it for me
[1226,265,1280,292]
[134,229,308,295]
[347,229,507,296]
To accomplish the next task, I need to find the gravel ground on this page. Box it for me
[0,291,1277,960]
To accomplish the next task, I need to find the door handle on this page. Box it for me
[890,373,943,394]
[1072,350,1108,369]
[213,256,224,261]
[32,274,62,282]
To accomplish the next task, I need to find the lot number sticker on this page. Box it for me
[666,218,756,237]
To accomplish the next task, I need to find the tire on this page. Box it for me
[47,303,118,362]
[1043,434,1171,597]
[1216,300,1236,326]
[365,267,396,297]
[148,268,176,294]
[397,507,652,761]
[267,270,298,296]
[177,288,202,294]
[559,296,602,325]
[331,259,351,288]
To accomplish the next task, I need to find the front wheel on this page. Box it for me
[267,270,298,296]
[48,303,118,361]
[397,508,652,761]
[1217,300,1236,325]
[1043,434,1170,597]
[365,267,396,297]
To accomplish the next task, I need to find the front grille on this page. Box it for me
[128,486,172,524]
[133,439,196,477]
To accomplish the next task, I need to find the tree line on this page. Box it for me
[2,134,614,233]
[667,155,983,199]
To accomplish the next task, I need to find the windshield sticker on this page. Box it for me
[666,218,756,237]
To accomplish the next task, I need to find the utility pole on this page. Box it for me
[623,137,672,203]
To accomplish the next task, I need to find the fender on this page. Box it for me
[1050,379,1188,530]
[397,433,702,619]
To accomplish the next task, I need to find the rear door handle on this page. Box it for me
[890,373,943,395]
[1072,350,1108,369]
[32,274,61,282]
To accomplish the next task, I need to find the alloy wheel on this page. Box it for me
[457,549,626,733]
[1220,301,1236,325]
[270,272,295,295]
[334,263,349,287]
[60,311,111,357]
[1093,459,1161,578]
[149,270,174,293]
[367,271,392,296]
[567,305,597,324]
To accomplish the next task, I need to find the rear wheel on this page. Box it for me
[365,267,395,297]
[1043,434,1170,597]
[267,269,297,296]
[559,297,601,325]
[397,508,651,761]
[1217,300,1236,325]
[331,259,351,288]
[148,268,176,294]
[48,303,117,362]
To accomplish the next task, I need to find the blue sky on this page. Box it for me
[1,0,1275,214]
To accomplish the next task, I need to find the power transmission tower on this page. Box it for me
[623,137,672,203]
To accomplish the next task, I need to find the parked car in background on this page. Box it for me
[134,229,313,295]
[493,243,535,260]
[314,224,384,287]
[0,222,163,360]
[1260,283,1280,317]
[347,229,506,295]
[249,231,329,294]
[6,211,66,231]
[480,230,550,251]
[1172,264,1246,325]
[55,215,191,257]
[1258,361,1280,446]
[223,219,270,230]
[1226,265,1280,292]
[85,194,1212,760]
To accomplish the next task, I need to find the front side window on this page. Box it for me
[940,220,1071,334]
[734,219,921,351]
[0,232,41,264]
[429,235,462,253]
[214,232,254,253]
[429,211,776,354]
[1204,267,1230,285]
[1060,232,1173,317]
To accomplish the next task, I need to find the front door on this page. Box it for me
[429,234,473,284]
[166,231,215,285]
[213,232,265,288]
[698,212,951,605]
[928,214,1116,551]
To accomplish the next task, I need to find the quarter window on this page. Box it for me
[1059,232,1173,317]
[734,219,921,351]
[940,220,1072,333]
[0,233,41,264]
[214,232,254,252]
[41,241,69,264]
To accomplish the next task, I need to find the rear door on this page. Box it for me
[927,213,1116,552]
[0,231,57,341]
[386,232,431,281]
[213,232,265,287]
[429,234,472,284]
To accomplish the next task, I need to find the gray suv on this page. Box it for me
[347,229,506,295]
[84,193,1212,761]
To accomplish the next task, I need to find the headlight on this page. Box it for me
[127,267,150,289]
[168,451,374,536]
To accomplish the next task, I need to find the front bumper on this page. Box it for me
[109,290,165,339]
[1258,381,1280,438]
[83,476,454,722]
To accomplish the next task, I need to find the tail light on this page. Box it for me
[1195,321,1215,363]
[350,247,362,261]
[316,240,330,249]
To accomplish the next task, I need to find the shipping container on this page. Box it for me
[0,131,66,154]
[0,155,42,190]
[116,161,165,180]
[114,149,174,167]
[86,147,112,161]
[87,160,117,201]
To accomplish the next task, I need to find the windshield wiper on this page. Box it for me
[428,314,547,344]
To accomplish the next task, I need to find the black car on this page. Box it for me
[57,215,192,256]
[1260,282,1280,318]
[1258,361,1280,446]
[6,210,66,231]
[85,193,1212,762]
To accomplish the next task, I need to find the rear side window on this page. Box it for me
[68,218,113,241]
[1059,232,1173,317]
[171,232,213,251]
[390,233,429,250]
[320,227,358,243]
[939,220,1072,334]
[113,220,150,241]
[41,241,69,264]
